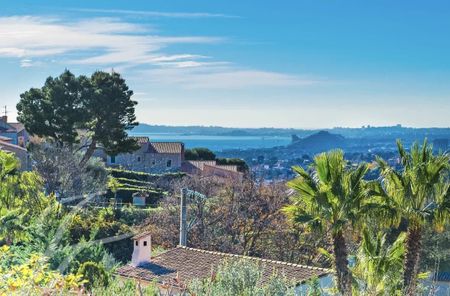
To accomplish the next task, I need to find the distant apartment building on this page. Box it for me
[182,160,243,181]
[0,115,29,147]
[106,137,185,173]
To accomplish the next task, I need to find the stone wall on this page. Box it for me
[108,152,182,173]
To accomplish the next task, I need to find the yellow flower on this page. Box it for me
[7,278,22,290]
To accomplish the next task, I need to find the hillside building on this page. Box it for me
[117,232,331,293]
[106,137,184,173]
[181,160,243,181]
[0,115,29,148]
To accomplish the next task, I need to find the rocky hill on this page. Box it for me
[289,131,347,152]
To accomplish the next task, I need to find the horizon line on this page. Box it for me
[131,123,450,130]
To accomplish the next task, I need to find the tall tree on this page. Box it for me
[284,150,371,296]
[352,228,406,295]
[376,140,449,295]
[17,70,88,145]
[16,70,139,165]
[79,71,139,165]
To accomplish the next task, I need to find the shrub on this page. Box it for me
[0,246,82,294]
[77,261,109,291]
[188,259,296,296]
[107,168,185,182]
[91,278,159,296]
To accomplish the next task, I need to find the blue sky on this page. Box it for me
[1,0,449,128]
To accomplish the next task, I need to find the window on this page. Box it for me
[135,241,138,246]
[137,156,141,162]
[167,160,172,167]
[152,160,156,165]
[143,241,147,246]
[111,156,116,163]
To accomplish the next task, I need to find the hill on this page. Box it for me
[289,131,347,152]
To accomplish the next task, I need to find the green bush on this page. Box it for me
[108,188,162,204]
[107,168,185,182]
[77,261,109,290]
[188,259,296,296]
[91,278,159,296]
[118,204,154,225]
[106,168,182,204]
[114,177,154,186]
[185,147,216,160]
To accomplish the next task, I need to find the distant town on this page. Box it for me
[3,113,449,183]
[131,123,450,181]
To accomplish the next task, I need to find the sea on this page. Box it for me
[129,133,291,152]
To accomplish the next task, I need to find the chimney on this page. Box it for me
[131,232,152,267]
[179,188,187,246]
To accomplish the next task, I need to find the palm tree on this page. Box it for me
[352,228,406,295]
[376,140,449,295]
[284,150,371,296]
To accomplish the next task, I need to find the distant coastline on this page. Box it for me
[129,124,450,152]
[132,123,450,138]
[129,132,291,151]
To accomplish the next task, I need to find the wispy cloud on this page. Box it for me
[0,16,222,67]
[20,59,33,67]
[0,15,317,89]
[143,67,318,89]
[70,8,238,19]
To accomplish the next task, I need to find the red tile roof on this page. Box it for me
[147,142,184,154]
[116,246,330,286]
[186,160,217,170]
[186,161,239,172]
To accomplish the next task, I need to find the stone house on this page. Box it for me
[0,116,29,147]
[182,160,243,181]
[117,232,332,293]
[106,137,184,173]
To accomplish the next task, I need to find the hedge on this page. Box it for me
[107,168,185,182]
[105,168,181,205]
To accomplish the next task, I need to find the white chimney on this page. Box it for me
[131,232,152,267]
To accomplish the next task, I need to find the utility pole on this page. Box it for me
[179,188,207,247]
[179,188,187,247]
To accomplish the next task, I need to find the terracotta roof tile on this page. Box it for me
[116,246,330,287]
[186,161,217,170]
[187,161,239,173]
[147,142,184,154]
[206,164,239,172]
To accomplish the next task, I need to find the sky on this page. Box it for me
[0,0,449,128]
